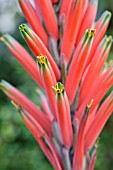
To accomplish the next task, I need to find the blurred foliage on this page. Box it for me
[0,0,113,170]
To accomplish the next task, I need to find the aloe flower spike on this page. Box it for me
[0,0,113,169]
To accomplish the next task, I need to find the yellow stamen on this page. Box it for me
[87,99,94,109]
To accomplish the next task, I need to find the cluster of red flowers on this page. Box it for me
[0,0,113,170]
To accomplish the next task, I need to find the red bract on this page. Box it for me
[0,0,113,170]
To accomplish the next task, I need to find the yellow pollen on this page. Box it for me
[87,99,94,109]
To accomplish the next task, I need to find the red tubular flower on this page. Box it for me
[33,0,43,22]
[18,107,63,170]
[73,100,93,170]
[1,0,113,169]
[88,139,99,170]
[19,0,48,47]
[85,92,113,151]
[52,0,59,3]
[81,0,89,19]
[60,0,75,59]
[37,55,57,119]
[0,80,52,136]
[0,34,43,88]
[22,109,62,170]
[66,29,96,104]
[73,115,86,170]
[38,0,58,39]
[52,82,73,149]
[36,88,54,122]
[75,65,113,121]
[84,10,111,68]
[59,0,71,20]
[76,0,98,45]
[79,36,113,105]
[61,0,83,62]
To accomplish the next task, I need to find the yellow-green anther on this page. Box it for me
[37,55,49,72]
[52,82,64,95]
[89,29,96,36]
[37,55,47,65]
[0,80,11,92]
[0,34,15,47]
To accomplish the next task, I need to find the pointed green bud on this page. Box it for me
[103,10,112,23]
[0,80,11,92]
[0,34,13,47]
[94,137,100,149]
[19,24,32,38]
[83,29,91,43]
[105,35,113,49]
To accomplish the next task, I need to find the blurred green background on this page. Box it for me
[0,0,113,170]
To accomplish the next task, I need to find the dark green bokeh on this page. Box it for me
[0,1,113,170]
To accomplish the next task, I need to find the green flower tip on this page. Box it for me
[104,10,112,21]
[0,34,14,46]
[94,137,100,149]
[106,36,113,48]
[19,24,27,31]
[37,55,47,64]
[107,60,113,68]
[52,82,64,95]
[83,29,96,43]
[19,24,31,38]
[82,99,94,120]
[0,80,10,92]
